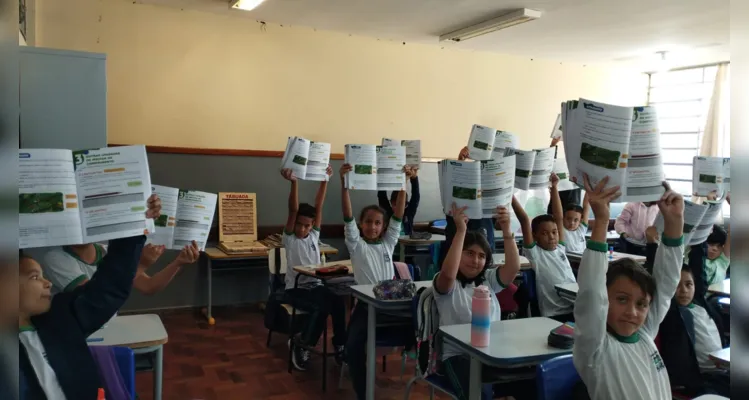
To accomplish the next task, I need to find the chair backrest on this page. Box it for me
[496,283,518,312]
[112,347,135,399]
[393,262,412,280]
[536,354,581,400]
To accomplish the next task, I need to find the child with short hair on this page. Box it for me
[574,175,684,400]
[340,163,407,400]
[704,224,730,285]
[556,193,589,253]
[434,202,525,400]
[19,195,161,400]
[516,173,576,322]
[280,167,347,370]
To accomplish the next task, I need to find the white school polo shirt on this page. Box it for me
[40,245,107,294]
[283,228,322,290]
[344,216,401,285]
[687,304,723,372]
[19,327,67,400]
[564,223,588,253]
[524,242,576,317]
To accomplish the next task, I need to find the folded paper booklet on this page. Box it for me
[216,192,267,254]
[146,185,217,251]
[466,124,520,161]
[561,99,665,202]
[654,199,723,245]
[280,136,331,181]
[382,138,421,168]
[513,147,556,191]
[692,156,730,197]
[344,144,407,190]
[19,145,154,249]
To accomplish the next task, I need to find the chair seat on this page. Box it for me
[280,303,308,315]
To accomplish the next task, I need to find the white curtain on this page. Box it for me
[700,64,730,157]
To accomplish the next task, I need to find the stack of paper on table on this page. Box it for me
[561,99,665,202]
[19,145,154,249]
[147,185,217,251]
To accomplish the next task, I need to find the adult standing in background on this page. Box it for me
[614,201,659,255]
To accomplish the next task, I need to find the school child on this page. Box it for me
[19,195,161,400]
[377,166,420,235]
[554,192,589,253]
[516,172,576,322]
[340,163,407,400]
[433,202,528,400]
[574,175,684,400]
[438,147,496,269]
[38,239,200,295]
[704,224,730,285]
[280,166,347,371]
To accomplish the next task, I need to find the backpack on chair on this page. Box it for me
[414,286,441,377]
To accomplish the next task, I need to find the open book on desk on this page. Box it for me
[561,99,665,202]
[19,146,154,249]
[147,185,217,251]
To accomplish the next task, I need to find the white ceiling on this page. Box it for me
[140,0,730,70]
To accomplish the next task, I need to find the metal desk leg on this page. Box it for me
[468,356,482,400]
[366,303,376,400]
[399,244,406,263]
[206,258,214,324]
[154,345,164,400]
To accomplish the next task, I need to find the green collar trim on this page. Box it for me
[391,215,403,223]
[586,240,608,253]
[523,242,536,249]
[343,217,355,223]
[363,238,382,244]
[19,325,36,333]
[63,244,104,266]
[661,234,684,247]
[608,327,640,343]
[687,303,696,309]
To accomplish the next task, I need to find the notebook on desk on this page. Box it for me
[216,192,267,254]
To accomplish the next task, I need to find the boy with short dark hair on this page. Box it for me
[516,173,577,322]
[280,166,347,371]
[704,224,730,285]
[574,175,684,400]
[19,195,161,400]
[557,193,589,253]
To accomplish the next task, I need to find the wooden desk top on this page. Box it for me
[398,234,446,245]
[204,244,338,259]
[293,260,354,279]
[88,314,168,349]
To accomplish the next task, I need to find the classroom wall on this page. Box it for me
[34,0,648,157]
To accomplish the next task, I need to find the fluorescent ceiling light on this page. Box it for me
[440,8,541,42]
[230,0,266,11]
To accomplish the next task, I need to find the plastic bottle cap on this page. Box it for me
[473,285,491,298]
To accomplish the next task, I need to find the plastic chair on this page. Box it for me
[113,346,136,399]
[264,248,310,347]
[536,354,581,400]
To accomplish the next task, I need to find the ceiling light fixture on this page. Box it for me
[439,8,542,42]
[229,0,266,12]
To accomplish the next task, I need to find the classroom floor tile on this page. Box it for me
[132,306,452,400]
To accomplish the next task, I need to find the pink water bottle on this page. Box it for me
[471,285,492,347]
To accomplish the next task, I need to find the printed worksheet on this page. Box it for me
[439,160,482,220]
[305,142,332,181]
[173,190,217,251]
[654,199,722,245]
[553,159,577,191]
[693,156,730,197]
[73,145,153,244]
[550,114,563,139]
[529,147,556,190]
[376,146,407,191]
[493,131,519,152]
[625,106,665,201]
[280,137,331,181]
[383,138,421,167]
[146,185,179,247]
[514,150,536,190]
[19,149,84,248]
[480,155,516,217]
[344,144,378,190]
[467,124,497,161]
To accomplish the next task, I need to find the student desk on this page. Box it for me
[428,226,524,248]
[492,254,531,270]
[709,347,730,369]
[88,314,168,400]
[203,245,338,324]
[350,281,432,400]
[397,234,446,262]
[555,282,579,302]
[440,317,572,400]
[708,279,730,297]
[566,250,646,264]
[585,230,620,243]
[694,395,730,399]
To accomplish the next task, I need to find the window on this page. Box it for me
[648,65,730,217]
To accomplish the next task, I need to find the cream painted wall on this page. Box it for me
[35,0,648,158]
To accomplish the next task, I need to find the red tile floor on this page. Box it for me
[132,306,453,400]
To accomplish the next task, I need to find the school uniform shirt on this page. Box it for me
[433,269,504,360]
[524,242,576,317]
[704,253,729,286]
[283,228,322,290]
[40,245,107,294]
[564,223,588,253]
[19,327,67,400]
[687,303,723,372]
[344,216,402,285]
[573,236,684,400]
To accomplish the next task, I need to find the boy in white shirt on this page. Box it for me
[516,173,577,322]
[556,192,590,253]
[574,175,684,400]
[280,166,347,371]
[434,202,526,400]
[339,163,406,400]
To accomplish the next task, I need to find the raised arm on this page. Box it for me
[377,191,393,215]
[574,175,621,370]
[406,168,420,216]
[581,191,590,227]
[458,146,469,161]
[393,185,407,220]
[435,204,468,294]
[642,182,685,335]
[71,195,161,336]
[133,241,199,295]
[340,164,353,221]
[511,196,533,248]
[313,165,333,229]
[550,173,565,243]
[496,206,520,287]
[281,168,299,233]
